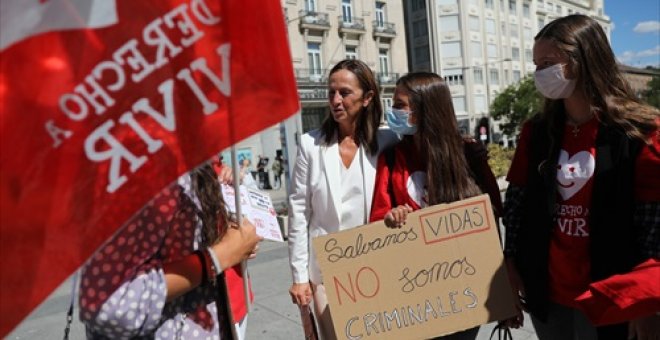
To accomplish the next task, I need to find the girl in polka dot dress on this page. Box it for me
[79,162,262,339]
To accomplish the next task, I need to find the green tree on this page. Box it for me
[490,76,543,137]
[642,75,660,109]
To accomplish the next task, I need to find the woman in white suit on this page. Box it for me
[288,59,398,339]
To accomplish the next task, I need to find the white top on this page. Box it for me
[340,148,366,229]
[287,128,401,284]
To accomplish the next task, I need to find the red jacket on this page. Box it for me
[370,137,503,222]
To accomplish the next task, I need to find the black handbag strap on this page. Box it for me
[489,323,513,340]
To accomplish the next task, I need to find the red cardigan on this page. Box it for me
[370,137,503,222]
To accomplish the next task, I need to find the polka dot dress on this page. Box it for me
[79,175,229,339]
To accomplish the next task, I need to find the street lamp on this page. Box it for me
[481,57,511,143]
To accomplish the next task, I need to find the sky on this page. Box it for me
[606,0,660,68]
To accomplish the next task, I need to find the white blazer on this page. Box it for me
[288,127,399,284]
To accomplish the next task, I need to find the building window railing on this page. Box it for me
[372,20,396,36]
[377,72,399,84]
[294,68,329,83]
[298,10,331,27]
[338,16,365,31]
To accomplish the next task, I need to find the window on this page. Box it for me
[523,27,532,39]
[500,0,505,11]
[473,67,484,84]
[382,98,393,110]
[469,16,480,32]
[342,0,353,23]
[556,4,561,13]
[484,0,494,9]
[512,47,520,61]
[469,0,479,5]
[489,68,499,85]
[379,49,390,75]
[437,0,457,5]
[525,49,532,61]
[537,18,545,31]
[487,43,498,58]
[411,0,426,11]
[414,46,430,63]
[510,23,518,37]
[485,19,496,34]
[345,46,358,60]
[471,41,482,58]
[375,2,386,27]
[523,3,530,17]
[413,20,428,36]
[307,43,322,77]
[474,94,487,113]
[509,0,517,14]
[452,96,466,112]
[513,70,521,82]
[443,69,464,86]
[440,15,459,32]
[304,0,316,12]
[441,42,462,58]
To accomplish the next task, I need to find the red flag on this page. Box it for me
[0,0,299,336]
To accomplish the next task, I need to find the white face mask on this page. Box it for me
[534,63,576,99]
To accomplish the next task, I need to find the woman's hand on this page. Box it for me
[502,257,525,328]
[384,204,413,228]
[212,218,263,269]
[216,164,234,185]
[289,282,313,306]
[629,314,660,340]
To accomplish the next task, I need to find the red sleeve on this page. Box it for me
[369,154,392,222]
[635,128,660,202]
[506,121,533,186]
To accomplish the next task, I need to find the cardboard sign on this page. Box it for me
[312,195,517,339]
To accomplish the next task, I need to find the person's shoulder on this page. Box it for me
[298,129,327,152]
[376,125,402,152]
[462,137,488,160]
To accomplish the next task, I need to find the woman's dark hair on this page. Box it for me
[321,59,382,154]
[397,72,482,204]
[535,14,658,142]
[190,163,229,245]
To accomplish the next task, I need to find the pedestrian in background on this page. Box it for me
[370,72,504,340]
[287,59,398,339]
[271,154,284,190]
[503,14,659,340]
[79,162,263,339]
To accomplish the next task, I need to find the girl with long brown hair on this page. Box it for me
[370,72,503,340]
[503,14,659,339]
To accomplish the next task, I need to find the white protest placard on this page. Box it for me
[312,194,517,339]
[221,184,283,242]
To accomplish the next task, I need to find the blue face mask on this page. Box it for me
[385,108,417,135]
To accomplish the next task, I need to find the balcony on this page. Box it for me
[373,21,396,38]
[338,16,366,34]
[294,68,328,85]
[377,73,399,85]
[298,10,331,30]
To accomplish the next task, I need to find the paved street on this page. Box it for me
[8,184,538,340]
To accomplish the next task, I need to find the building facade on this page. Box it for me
[226,1,409,190]
[619,64,660,99]
[403,0,610,144]
[283,0,409,132]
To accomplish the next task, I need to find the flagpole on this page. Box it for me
[230,146,251,315]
